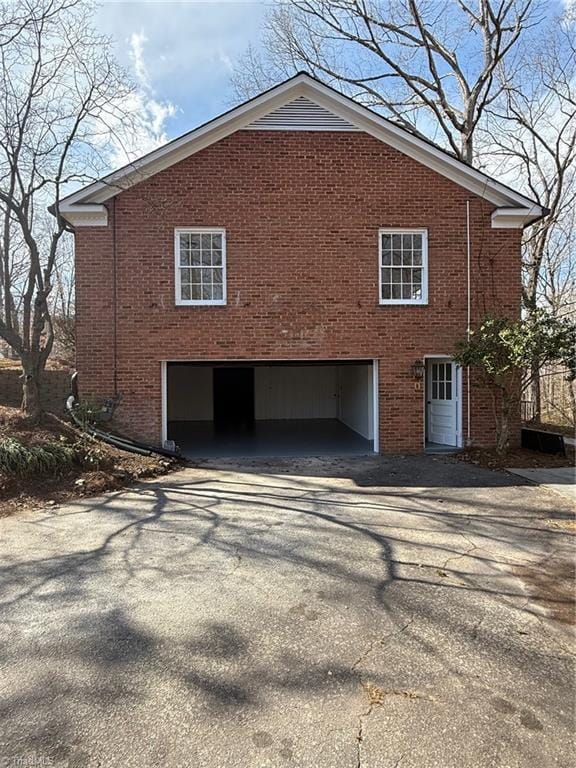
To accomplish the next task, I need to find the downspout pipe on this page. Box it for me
[466,200,472,447]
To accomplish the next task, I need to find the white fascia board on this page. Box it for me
[59,203,108,227]
[491,207,543,229]
[58,73,545,219]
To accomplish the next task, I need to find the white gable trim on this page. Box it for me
[57,73,545,229]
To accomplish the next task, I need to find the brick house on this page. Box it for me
[57,73,545,457]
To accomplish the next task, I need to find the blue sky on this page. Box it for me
[93,0,572,172]
[96,0,267,144]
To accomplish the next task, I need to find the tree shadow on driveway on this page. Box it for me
[0,455,573,767]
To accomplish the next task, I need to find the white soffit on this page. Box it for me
[243,95,359,131]
[57,73,545,228]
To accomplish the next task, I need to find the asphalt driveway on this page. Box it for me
[0,455,574,768]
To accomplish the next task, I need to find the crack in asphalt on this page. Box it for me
[352,618,415,671]
[353,618,415,767]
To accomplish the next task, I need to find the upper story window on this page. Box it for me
[379,229,428,305]
[175,227,226,306]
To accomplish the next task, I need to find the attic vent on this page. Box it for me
[244,96,360,131]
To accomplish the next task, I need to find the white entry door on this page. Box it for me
[427,359,458,446]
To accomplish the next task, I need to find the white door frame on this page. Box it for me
[161,358,379,453]
[423,355,462,449]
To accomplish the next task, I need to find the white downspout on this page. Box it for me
[466,201,472,447]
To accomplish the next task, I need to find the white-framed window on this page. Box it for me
[379,228,428,305]
[175,227,226,306]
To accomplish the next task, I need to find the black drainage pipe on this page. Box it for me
[66,395,181,459]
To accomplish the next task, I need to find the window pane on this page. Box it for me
[200,268,212,284]
[190,267,201,282]
[413,234,422,249]
[402,268,412,282]
[381,268,391,284]
[432,382,438,399]
[213,269,223,284]
[446,365,452,382]
[439,382,445,399]
[413,250,422,265]
[179,234,190,250]
[180,284,191,300]
[402,234,412,249]
[402,284,412,299]
[392,284,401,299]
[212,284,223,300]
[392,269,402,283]
[201,284,213,300]
[382,284,392,300]
[381,233,391,251]
[212,234,222,249]
[392,250,402,265]
[180,268,192,284]
[179,252,191,267]
[412,268,422,285]
[201,251,212,266]
[201,234,211,249]
[446,382,452,400]
[412,285,422,300]
[212,249,222,265]
[189,234,201,249]
[191,250,201,266]
[191,284,202,300]
[392,234,402,250]
[382,251,392,266]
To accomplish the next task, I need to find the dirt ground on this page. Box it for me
[458,444,575,470]
[0,405,178,517]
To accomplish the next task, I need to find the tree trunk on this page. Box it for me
[496,392,511,454]
[21,356,43,420]
[568,381,576,429]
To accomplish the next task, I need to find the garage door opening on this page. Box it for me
[165,361,377,458]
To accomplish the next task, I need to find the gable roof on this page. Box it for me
[57,72,546,229]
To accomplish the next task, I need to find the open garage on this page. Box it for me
[164,361,377,458]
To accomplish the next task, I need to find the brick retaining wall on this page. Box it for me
[0,368,72,415]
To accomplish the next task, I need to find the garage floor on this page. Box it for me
[168,418,374,458]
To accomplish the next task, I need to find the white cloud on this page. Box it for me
[105,30,178,169]
[129,30,151,89]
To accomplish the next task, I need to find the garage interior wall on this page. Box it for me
[338,365,374,439]
[167,365,213,421]
[255,366,338,420]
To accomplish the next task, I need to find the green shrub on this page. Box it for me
[72,434,107,469]
[71,400,103,430]
[0,437,77,477]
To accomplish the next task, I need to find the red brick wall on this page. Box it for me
[74,131,522,450]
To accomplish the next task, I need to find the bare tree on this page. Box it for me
[0,0,133,418]
[51,232,75,365]
[480,15,576,419]
[232,0,537,163]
